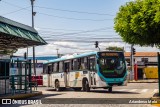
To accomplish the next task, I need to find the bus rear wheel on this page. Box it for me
[82,79,90,92]
[55,81,61,91]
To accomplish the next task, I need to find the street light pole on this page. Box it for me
[31,0,36,76]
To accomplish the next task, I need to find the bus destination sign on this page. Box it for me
[100,53,119,57]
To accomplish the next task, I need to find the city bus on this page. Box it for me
[43,51,128,92]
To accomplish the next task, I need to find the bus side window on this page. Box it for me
[69,60,72,71]
[59,62,63,72]
[48,64,52,74]
[73,59,78,70]
[80,58,85,70]
[78,58,81,70]
[84,57,88,70]
[57,62,59,72]
[43,64,48,74]
[53,63,57,73]
[71,60,73,70]
[52,63,54,73]
[89,56,96,71]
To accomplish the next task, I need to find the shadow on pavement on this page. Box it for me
[89,90,139,94]
[28,93,63,99]
[45,88,139,94]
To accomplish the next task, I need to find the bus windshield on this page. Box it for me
[98,52,126,78]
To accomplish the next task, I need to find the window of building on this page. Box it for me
[141,58,148,63]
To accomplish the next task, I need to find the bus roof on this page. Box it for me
[43,51,124,64]
[43,51,97,64]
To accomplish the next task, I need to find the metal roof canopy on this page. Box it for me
[0,16,47,53]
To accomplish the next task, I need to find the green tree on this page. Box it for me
[114,0,160,47]
[107,46,124,51]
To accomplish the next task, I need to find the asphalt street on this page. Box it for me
[1,83,158,107]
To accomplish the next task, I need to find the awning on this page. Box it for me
[0,16,47,54]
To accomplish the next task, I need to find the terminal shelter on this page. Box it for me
[0,16,47,95]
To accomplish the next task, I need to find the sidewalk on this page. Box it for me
[128,79,158,83]
[0,91,42,100]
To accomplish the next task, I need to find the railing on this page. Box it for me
[0,76,11,95]
[0,75,37,95]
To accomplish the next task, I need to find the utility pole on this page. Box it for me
[30,0,36,76]
[130,44,134,80]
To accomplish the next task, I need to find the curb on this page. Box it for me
[0,91,42,100]
[128,81,158,83]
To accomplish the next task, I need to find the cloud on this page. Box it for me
[14,41,160,57]
[100,42,125,48]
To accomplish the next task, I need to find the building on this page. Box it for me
[125,52,158,79]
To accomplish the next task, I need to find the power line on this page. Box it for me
[1,1,28,8]
[42,35,121,39]
[36,11,113,21]
[1,6,30,15]
[36,27,115,32]
[52,43,95,51]
[1,1,113,21]
[44,39,123,43]
[42,36,120,39]
[35,6,115,16]
[41,27,113,36]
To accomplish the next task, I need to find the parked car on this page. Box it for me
[31,76,43,86]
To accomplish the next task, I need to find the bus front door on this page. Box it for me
[64,63,69,87]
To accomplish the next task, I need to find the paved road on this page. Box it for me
[1,83,158,107]
[36,83,158,98]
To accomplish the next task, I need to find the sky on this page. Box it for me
[0,0,159,57]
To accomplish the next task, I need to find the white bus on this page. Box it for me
[43,51,127,92]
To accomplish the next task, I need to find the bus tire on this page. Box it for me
[83,79,90,92]
[108,87,112,92]
[55,80,61,91]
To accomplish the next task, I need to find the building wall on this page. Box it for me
[125,55,158,79]
[135,57,157,63]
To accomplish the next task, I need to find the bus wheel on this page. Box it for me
[108,87,112,92]
[55,81,61,91]
[83,80,90,92]
[73,88,82,91]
